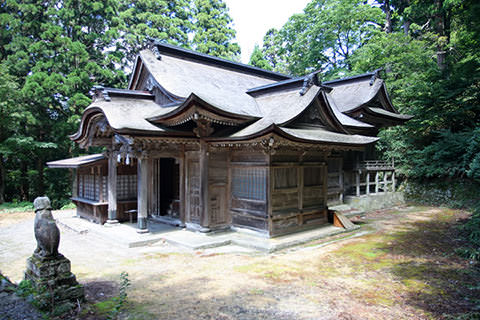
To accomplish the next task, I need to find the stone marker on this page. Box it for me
[24,196,84,311]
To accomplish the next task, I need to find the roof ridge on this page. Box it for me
[323,69,382,85]
[149,40,292,81]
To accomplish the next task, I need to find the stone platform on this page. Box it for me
[24,254,84,310]
[55,210,358,252]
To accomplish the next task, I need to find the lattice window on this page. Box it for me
[117,175,137,200]
[102,176,108,201]
[78,174,98,200]
[274,167,297,189]
[78,175,83,198]
[232,167,266,201]
[304,167,323,187]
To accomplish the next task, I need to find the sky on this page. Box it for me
[223,0,311,63]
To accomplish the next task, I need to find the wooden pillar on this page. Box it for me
[137,154,149,233]
[147,158,153,215]
[383,171,388,193]
[267,154,273,236]
[106,153,118,224]
[179,148,186,225]
[375,172,379,194]
[356,171,360,196]
[322,163,328,218]
[339,169,344,203]
[392,171,396,192]
[366,172,370,195]
[199,141,209,230]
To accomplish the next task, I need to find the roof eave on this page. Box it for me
[206,124,377,147]
[147,92,260,123]
[46,154,106,169]
[365,107,414,122]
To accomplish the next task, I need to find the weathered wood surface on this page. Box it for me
[333,212,356,229]
[137,156,148,230]
[208,151,229,227]
[186,156,201,224]
[268,150,328,236]
[352,170,396,196]
[107,155,117,222]
[199,141,209,228]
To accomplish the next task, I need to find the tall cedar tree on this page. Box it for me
[118,0,193,64]
[191,0,240,60]
[1,0,125,204]
[0,0,240,205]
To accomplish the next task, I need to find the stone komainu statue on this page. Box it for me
[33,196,60,258]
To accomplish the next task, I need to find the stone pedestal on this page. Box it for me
[24,254,84,311]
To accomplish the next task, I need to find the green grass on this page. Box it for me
[60,202,76,210]
[0,201,34,213]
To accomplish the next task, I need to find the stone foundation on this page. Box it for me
[344,192,405,212]
[24,254,84,310]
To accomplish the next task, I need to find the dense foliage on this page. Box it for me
[255,0,480,184]
[0,0,239,207]
[252,0,480,257]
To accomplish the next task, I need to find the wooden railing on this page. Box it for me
[353,160,396,196]
[356,160,395,171]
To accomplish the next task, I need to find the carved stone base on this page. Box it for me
[105,219,120,226]
[24,254,84,311]
[136,228,149,234]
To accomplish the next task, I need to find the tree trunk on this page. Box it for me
[36,157,45,197]
[384,0,393,33]
[0,154,5,204]
[434,0,447,71]
[403,20,411,35]
[401,0,412,35]
[20,161,28,201]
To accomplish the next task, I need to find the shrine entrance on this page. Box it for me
[151,158,180,221]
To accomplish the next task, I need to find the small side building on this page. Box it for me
[47,41,412,237]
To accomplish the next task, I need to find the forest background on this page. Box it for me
[0,0,479,253]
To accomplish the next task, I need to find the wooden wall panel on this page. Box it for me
[231,198,267,216]
[208,151,229,227]
[327,157,343,205]
[186,158,201,224]
[267,150,329,237]
[303,186,324,208]
[271,189,298,212]
[231,151,268,163]
[229,151,268,232]
[232,212,268,231]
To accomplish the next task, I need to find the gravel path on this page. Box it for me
[1,207,478,320]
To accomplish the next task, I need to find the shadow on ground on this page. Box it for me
[379,210,480,318]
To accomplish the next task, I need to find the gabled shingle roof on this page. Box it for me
[72,43,412,147]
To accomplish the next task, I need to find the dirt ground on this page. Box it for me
[1,206,479,320]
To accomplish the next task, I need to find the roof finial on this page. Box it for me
[369,68,383,86]
[300,72,321,96]
[145,37,162,60]
[91,85,111,102]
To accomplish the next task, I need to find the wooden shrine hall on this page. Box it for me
[47,40,412,237]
